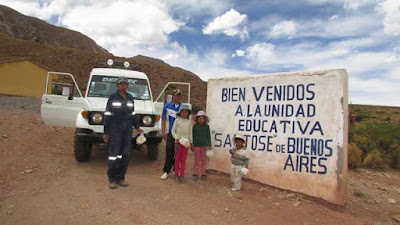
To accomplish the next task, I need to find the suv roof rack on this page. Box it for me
[93,59,142,72]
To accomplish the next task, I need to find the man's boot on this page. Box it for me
[118,180,129,187]
[109,182,117,189]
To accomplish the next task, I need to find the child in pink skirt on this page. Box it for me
[171,105,193,183]
[192,111,212,181]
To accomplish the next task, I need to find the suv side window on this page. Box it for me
[47,73,80,97]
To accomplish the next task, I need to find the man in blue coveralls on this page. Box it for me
[103,76,143,189]
[160,89,182,180]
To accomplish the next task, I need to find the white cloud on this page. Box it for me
[42,0,68,18]
[1,0,185,48]
[106,38,251,81]
[390,40,400,61]
[241,40,400,106]
[306,0,341,5]
[232,49,245,57]
[387,70,400,81]
[245,43,277,65]
[244,40,395,75]
[377,0,400,36]
[61,0,183,47]
[329,14,339,20]
[349,77,400,106]
[327,32,389,50]
[252,10,381,41]
[269,20,297,39]
[163,48,251,80]
[107,39,186,61]
[299,14,381,38]
[249,14,282,34]
[0,0,68,20]
[162,53,180,61]
[168,0,231,17]
[202,8,249,40]
[343,0,377,10]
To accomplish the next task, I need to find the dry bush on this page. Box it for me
[363,151,387,169]
[348,143,363,169]
[350,120,400,169]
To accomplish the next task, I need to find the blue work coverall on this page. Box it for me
[104,91,139,183]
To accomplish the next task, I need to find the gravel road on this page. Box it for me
[0,95,41,113]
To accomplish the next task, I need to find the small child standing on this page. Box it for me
[171,105,192,183]
[192,111,212,181]
[229,133,250,191]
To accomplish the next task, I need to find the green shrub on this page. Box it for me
[354,109,371,122]
[363,151,386,169]
[350,121,400,169]
[352,134,376,155]
[348,144,363,169]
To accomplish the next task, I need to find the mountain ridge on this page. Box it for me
[0,5,207,107]
[0,5,108,54]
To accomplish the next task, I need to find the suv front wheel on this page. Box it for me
[74,132,92,162]
[147,143,159,160]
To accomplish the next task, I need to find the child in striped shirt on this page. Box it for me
[229,133,250,191]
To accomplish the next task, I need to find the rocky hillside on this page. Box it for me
[0,5,108,54]
[0,5,207,107]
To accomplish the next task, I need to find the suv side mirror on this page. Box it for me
[68,95,74,100]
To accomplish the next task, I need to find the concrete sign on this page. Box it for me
[207,69,348,205]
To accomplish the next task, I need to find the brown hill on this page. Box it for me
[0,31,207,107]
[0,5,108,54]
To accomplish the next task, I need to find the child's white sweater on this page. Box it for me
[171,117,193,143]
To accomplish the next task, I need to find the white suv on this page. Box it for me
[40,60,191,162]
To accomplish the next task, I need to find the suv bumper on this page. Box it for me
[75,129,162,144]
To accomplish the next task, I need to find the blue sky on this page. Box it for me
[1,0,399,106]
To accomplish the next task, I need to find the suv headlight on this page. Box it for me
[91,113,103,124]
[142,115,152,126]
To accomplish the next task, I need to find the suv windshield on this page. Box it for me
[87,75,151,100]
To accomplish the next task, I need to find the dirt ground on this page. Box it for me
[1,108,400,225]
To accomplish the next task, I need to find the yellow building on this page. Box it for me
[0,58,49,97]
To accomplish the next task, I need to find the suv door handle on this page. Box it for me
[45,101,52,104]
